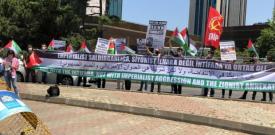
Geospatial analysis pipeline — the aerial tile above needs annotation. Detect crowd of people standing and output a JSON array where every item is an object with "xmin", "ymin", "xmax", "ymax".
[{"xmin": 0, "ymin": 40, "xmax": 273, "ymax": 102}]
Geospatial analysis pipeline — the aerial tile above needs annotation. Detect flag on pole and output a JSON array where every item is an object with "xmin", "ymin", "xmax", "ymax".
[
  {"xmin": 66, "ymin": 44, "xmax": 74, "ymax": 53},
  {"xmin": 4, "ymin": 40, "xmax": 22, "ymax": 54},
  {"xmin": 204, "ymin": 7, "xmax": 224, "ymax": 49},
  {"xmin": 180, "ymin": 28, "xmax": 197, "ymax": 56},
  {"xmin": 247, "ymin": 39, "xmax": 259, "ymax": 58},
  {"xmin": 80, "ymin": 40, "xmax": 91, "ymax": 53},
  {"xmin": 171, "ymin": 28, "xmax": 187, "ymax": 49},
  {"xmin": 108, "ymin": 38, "xmax": 115, "ymax": 54},
  {"xmin": 48, "ymin": 40, "xmax": 55, "ymax": 51},
  {"xmin": 171, "ymin": 28, "xmax": 197, "ymax": 56}
]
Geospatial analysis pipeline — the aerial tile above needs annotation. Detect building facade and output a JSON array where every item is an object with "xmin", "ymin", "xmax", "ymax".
[
  {"xmin": 86, "ymin": 0, "xmax": 123, "ymax": 18},
  {"xmin": 188, "ymin": 0, "xmax": 247, "ymax": 39}
]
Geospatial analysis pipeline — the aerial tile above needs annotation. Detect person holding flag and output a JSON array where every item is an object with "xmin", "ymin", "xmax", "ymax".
[
  {"xmin": 23, "ymin": 44, "xmax": 36, "ymax": 83},
  {"xmin": 169, "ymin": 38, "xmax": 183, "ymax": 94},
  {"xmin": 204, "ymin": 7, "xmax": 224, "ymax": 50},
  {"xmin": 239, "ymin": 40, "xmax": 259, "ymax": 100},
  {"xmin": 78, "ymin": 40, "xmax": 89, "ymax": 87},
  {"xmin": 171, "ymin": 27, "xmax": 197, "ymax": 57}
]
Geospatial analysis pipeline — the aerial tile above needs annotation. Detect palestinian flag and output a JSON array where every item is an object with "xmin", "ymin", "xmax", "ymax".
[
  {"xmin": 80, "ymin": 40, "xmax": 91, "ymax": 53},
  {"xmin": 26, "ymin": 52, "xmax": 42, "ymax": 68},
  {"xmin": 108, "ymin": 38, "xmax": 115, "ymax": 54},
  {"xmin": 171, "ymin": 28, "xmax": 197, "ymax": 56},
  {"xmin": 180, "ymin": 28, "xmax": 197, "ymax": 56},
  {"xmin": 48, "ymin": 40, "xmax": 55, "ymax": 51},
  {"xmin": 66, "ymin": 44, "xmax": 74, "ymax": 53},
  {"xmin": 171, "ymin": 28, "xmax": 187, "ymax": 50},
  {"xmin": 4, "ymin": 40, "xmax": 22, "ymax": 54},
  {"xmin": 248, "ymin": 39, "xmax": 259, "ymax": 58}
]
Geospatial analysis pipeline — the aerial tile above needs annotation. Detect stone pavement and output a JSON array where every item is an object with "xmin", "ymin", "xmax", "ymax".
[
  {"xmin": 25, "ymin": 100, "xmax": 247, "ymax": 135},
  {"xmin": 18, "ymin": 83, "xmax": 275, "ymax": 134}
]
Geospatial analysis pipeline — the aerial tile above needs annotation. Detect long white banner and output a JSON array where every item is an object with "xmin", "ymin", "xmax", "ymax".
[{"xmin": 33, "ymin": 50, "xmax": 275, "ymax": 91}]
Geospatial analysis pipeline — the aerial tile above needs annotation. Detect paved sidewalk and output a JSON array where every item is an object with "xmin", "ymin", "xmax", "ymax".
[
  {"xmin": 18, "ymin": 83, "xmax": 275, "ymax": 130},
  {"xmin": 25, "ymin": 100, "xmax": 247, "ymax": 135}
]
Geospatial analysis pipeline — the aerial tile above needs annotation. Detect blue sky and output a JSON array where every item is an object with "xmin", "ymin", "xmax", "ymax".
[{"xmin": 122, "ymin": 0, "xmax": 274, "ymax": 30}]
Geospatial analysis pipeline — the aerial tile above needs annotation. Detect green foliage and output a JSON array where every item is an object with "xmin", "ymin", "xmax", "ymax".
[
  {"xmin": 0, "ymin": 0, "xmax": 82, "ymax": 48},
  {"xmin": 66, "ymin": 34, "xmax": 85, "ymax": 51},
  {"xmin": 256, "ymin": 9, "xmax": 275, "ymax": 58},
  {"xmin": 267, "ymin": 48, "xmax": 275, "ymax": 61}
]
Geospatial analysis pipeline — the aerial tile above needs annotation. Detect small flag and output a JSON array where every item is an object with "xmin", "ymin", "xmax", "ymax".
[
  {"xmin": 171, "ymin": 28, "xmax": 197, "ymax": 56},
  {"xmin": 171, "ymin": 28, "xmax": 186, "ymax": 48},
  {"xmin": 80, "ymin": 40, "xmax": 91, "ymax": 53},
  {"xmin": 66, "ymin": 44, "xmax": 74, "ymax": 53},
  {"xmin": 48, "ymin": 40, "xmax": 55, "ymax": 51},
  {"xmin": 248, "ymin": 39, "xmax": 259, "ymax": 58},
  {"xmin": 180, "ymin": 28, "xmax": 197, "ymax": 56},
  {"xmin": 4, "ymin": 40, "xmax": 22, "ymax": 54},
  {"xmin": 108, "ymin": 38, "xmax": 115, "ymax": 54}
]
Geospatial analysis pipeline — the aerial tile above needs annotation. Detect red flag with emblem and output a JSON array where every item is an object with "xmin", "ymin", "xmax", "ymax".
[{"xmin": 204, "ymin": 7, "xmax": 224, "ymax": 49}]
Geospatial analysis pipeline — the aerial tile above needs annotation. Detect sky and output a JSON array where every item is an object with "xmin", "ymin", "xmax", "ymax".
[{"xmin": 122, "ymin": 0, "xmax": 274, "ymax": 30}]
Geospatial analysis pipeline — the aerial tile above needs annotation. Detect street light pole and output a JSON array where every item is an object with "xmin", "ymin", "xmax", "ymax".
[{"xmin": 99, "ymin": 0, "xmax": 103, "ymax": 38}]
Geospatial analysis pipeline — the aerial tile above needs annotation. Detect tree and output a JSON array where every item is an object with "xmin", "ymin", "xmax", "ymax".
[
  {"xmin": 0, "ymin": 0, "xmax": 82, "ymax": 48},
  {"xmin": 256, "ymin": 9, "xmax": 275, "ymax": 58}
]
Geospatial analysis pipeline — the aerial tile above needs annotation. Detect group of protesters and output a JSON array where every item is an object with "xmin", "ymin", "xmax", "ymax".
[{"xmin": 0, "ymin": 39, "xmax": 274, "ymax": 102}]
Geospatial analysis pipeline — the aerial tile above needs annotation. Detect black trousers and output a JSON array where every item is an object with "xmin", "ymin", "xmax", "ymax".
[
  {"xmin": 172, "ymin": 84, "xmax": 182, "ymax": 94},
  {"xmin": 25, "ymin": 68, "xmax": 36, "ymax": 83},
  {"xmin": 77, "ymin": 77, "xmax": 87, "ymax": 86},
  {"xmin": 241, "ymin": 91, "xmax": 257, "ymax": 100},
  {"xmin": 262, "ymin": 92, "xmax": 273, "ymax": 101},
  {"xmin": 139, "ymin": 81, "xmax": 148, "ymax": 91},
  {"xmin": 97, "ymin": 79, "xmax": 106, "ymax": 88},
  {"xmin": 42, "ymin": 72, "xmax": 47, "ymax": 83},
  {"xmin": 151, "ymin": 83, "xmax": 161, "ymax": 92},
  {"xmin": 125, "ymin": 80, "xmax": 131, "ymax": 90},
  {"xmin": 204, "ymin": 88, "xmax": 215, "ymax": 97},
  {"xmin": 222, "ymin": 89, "xmax": 232, "ymax": 97}
]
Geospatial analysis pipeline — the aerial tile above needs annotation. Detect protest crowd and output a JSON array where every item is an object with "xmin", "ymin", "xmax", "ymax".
[{"xmin": 0, "ymin": 8, "xmax": 274, "ymax": 103}]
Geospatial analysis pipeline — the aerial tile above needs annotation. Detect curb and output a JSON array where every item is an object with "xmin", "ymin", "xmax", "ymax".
[{"xmin": 21, "ymin": 93, "xmax": 275, "ymax": 135}]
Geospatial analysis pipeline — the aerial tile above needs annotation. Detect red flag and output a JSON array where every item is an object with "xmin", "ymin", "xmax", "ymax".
[
  {"xmin": 26, "ymin": 52, "xmax": 42, "ymax": 68},
  {"xmin": 80, "ymin": 40, "xmax": 91, "ymax": 53},
  {"xmin": 171, "ymin": 28, "xmax": 179, "ymax": 37},
  {"xmin": 247, "ymin": 39, "xmax": 253, "ymax": 49},
  {"xmin": 204, "ymin": 7, "xmax": 224, "ymax": 49},
  {"xmin": 66, "ymin": 44, "xmax": 74, "ymax": 53}
]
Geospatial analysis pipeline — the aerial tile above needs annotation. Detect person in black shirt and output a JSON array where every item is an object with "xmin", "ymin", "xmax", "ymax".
[
  {"xmin": 240, "ymin": 54, "xmax": 258, "ymax": 100},
  {"xmin": 169, "ymin": 41, "xmax": 184, "ymax": 94},
  {"xmin": 203, "ymin": 51, "xmax": 215, "ymax": 97}
]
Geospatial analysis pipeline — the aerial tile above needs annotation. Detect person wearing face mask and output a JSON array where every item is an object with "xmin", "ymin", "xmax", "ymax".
[
  {"xmin": 3, "ymin": 50, "xmax": 20, "ymax": 96},
  {"xmin": 146, "ymin": 47, "xmax": 161, "ymax": 93},
  {"xmin": 169, "ymin": 40, "xmax": 183, "ymax": 94},
  {"xmin": 24, "ymin": 44, "xmax": 36, "ymax": 83},
  {"xmin": 41, "ymin": 44, "xmax": 47, "ymax": 83},
  {"xmin": 203, "ymin": 50, "xmax": 215, "ymax": 97}
]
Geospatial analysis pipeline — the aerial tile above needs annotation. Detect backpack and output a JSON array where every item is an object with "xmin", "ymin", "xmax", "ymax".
[{"xmin": 47, "ymin": 85, "xmax": 60, "ymax": 97}]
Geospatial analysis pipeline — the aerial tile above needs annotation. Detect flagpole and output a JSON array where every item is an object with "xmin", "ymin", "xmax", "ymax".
[{"xmin": 186, "ymin": 29, "xmax": 190, "ymax": 57}]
